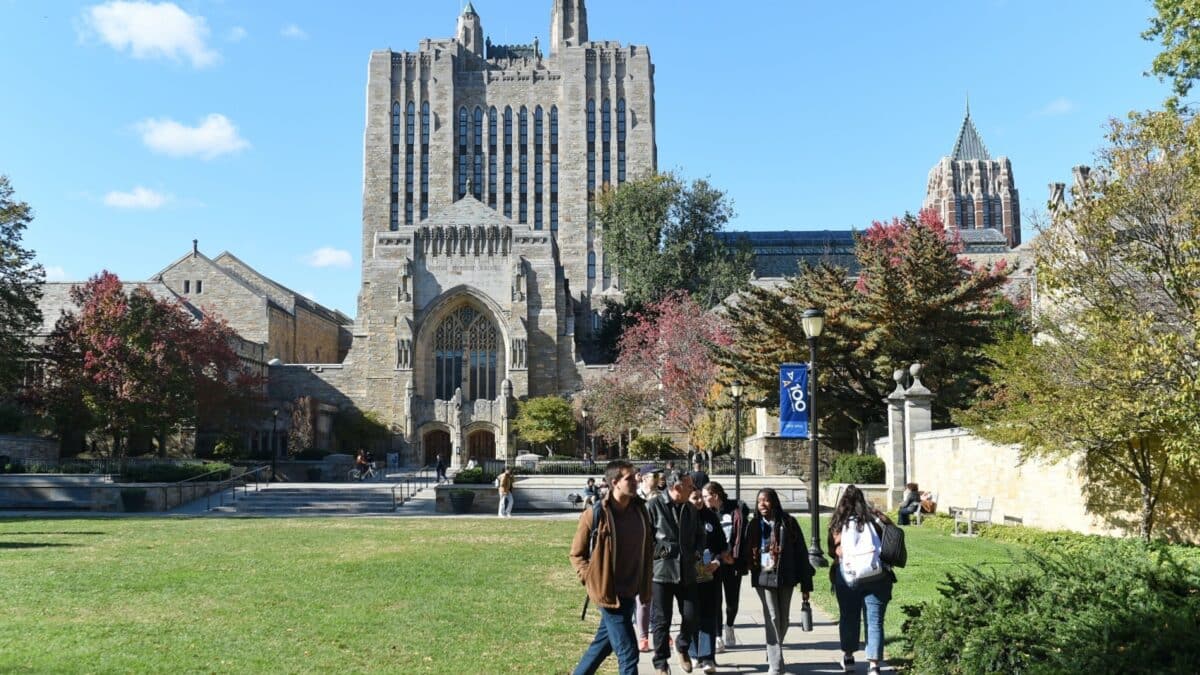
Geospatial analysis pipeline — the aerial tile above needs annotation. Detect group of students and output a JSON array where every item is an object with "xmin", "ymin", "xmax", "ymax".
[{"xmin": 569, "ymin": 460, "xmax": 896, "ymax": 675}]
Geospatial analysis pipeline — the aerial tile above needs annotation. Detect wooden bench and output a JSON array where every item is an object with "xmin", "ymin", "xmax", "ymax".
[{"xmin": 950, "ymin": 496, "xmax": 994, "ymax": 536}]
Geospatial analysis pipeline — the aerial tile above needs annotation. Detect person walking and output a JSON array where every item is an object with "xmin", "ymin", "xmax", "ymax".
[
  {"xmin": 647, "ymin": 469, "xmax": 704, "ymax": 674},
  {"xmin": 496, "ymin": 466, "xmax": 515, "ymax": 517},
  {"xmin": 828, "ymin": 485, "xmax": 896, "ymax": 675},
  {"xmin": 686, "ymin": 488, "xmax": 727, "ymax": 674},
  {"xmin": 569, "ymin": 460, "xmax": 654, "ymax": 675},
  {"xmin": 635, "ymin": 467, "xmax": 662, "ymax": 652},
  {"xmin": 744, "ymin": 487, "xmax": 816, "ymax": 675},
  {"xmin": 435, "ymin": 454, "xmax": 447, "ymax": 483},
  {"xmin": 700, "ymin": 481, "xmax": 750, "ymax": 652},
  {"xmin": 689, "ymin": 460, "xmax": 710, "ymax": 491}
]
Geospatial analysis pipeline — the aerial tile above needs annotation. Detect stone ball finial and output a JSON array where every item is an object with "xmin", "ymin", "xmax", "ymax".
[
  {"xmin": 893, "ymin": 369, "xmax": 905, "ymax": 384},
  {"xmin": 909, "ymin": 363, "xmax": 923, "ymax": 378}
]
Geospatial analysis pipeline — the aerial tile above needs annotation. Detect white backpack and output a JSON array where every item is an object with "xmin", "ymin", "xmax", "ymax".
[{"xmin": 839, "ymin": 518, "xmax": 888, "ymax": 588}]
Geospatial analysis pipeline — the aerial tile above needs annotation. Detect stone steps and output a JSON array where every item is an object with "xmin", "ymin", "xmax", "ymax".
[{"xmin": 231, "ymin": 486, "xmax": 402, "ymax": 515}]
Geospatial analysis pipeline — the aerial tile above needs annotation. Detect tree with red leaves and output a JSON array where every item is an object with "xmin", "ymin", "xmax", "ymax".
[
  {"xmin": 613, "ymin": 291, "xmax": 733, "ymax": 440},
  {"xmin": 717, "ymin": 210, "xmax": 1010, "ymax": 444},
  {"xmin": 33, "ymin": 271, "xmax": 262, "ymax": 457}
]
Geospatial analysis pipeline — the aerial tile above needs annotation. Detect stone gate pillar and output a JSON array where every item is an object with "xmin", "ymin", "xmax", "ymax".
[
  {"xmin": 903, "ymin": 363, "xmax": 933, "ymax": 491},
  {"xmin": 885, "ymin": 369, "xmax": 907, "ymax": 507}
]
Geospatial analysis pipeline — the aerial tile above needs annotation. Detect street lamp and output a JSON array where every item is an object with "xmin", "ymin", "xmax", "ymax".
[
  {"xmin": 802, "ymin": 308, "xmax": 827, "ymax": 568},
  {"xmin": 270, "ymin": 408, "xmax": 279, "ymax": 482},
  {"xmin": 580, "ymin": 407, "xmax": 591, "ymax": 459},
  {"xmin": 730, "ymin": 379, "xmax": 744, "ymax": 504}
]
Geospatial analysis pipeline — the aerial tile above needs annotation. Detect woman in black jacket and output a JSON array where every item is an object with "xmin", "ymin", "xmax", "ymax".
[
  {"xmin": 686, "ymin": 488, "xmax": 727, "ymax": 673},
  {"xmin": 743, "ymin": 487, "xmax": 816, "ymax": 675},
  {"xmin": 701, "ymin": 480, "xmax": 750, "ymax": 651}
]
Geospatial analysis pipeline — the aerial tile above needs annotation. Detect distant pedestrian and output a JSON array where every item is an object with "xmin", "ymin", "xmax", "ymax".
[
  {"xmin": 828, "ymin": 485, "xmax": 896, "ymax": 675},
  {"xmin": 690, "ymin": 460, "xmax": 710, "ymax": 491},
  {"xmin": 701, "ymin": 481, "xmax": 750, "ymax": 651},
  {"xmin": 569, "ymin": 460, "xmax": 653, "ymax": 675},
  {"xmin": 744, "ymin": 487, "xmax": 815, "ymax": 675},
  {"xmin": 496, "ymin": 467, "xmax": 515, "ymax": 517},
  {"xmin": 435, "ymin": 454, "xmax": 447, "ymax": 483},
  {"xmin": 583, "ymin": 477, "xmax": 600, "ymax": 507},
  {"xmin": 647, "ymin": 469, "xmax": 704, "ymax": 674}
]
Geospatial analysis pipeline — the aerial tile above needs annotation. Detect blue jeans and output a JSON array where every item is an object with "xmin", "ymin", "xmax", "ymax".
[
  {"xmin": 573, "ymin": 595, "xmax": 640, "ymax": 675},
  {"xmin": 833, "ymin": 566, "xmax": 892, "ymax": 661}
]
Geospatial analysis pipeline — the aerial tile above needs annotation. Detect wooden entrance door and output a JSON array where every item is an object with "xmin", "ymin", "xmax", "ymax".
[
  {"xmin": 467, "ymin": 430, "xmax": 496, "ymax": 461},
  {"xmin": 424, "ymin": 429, "xmax": 451, "ymax": 466}
]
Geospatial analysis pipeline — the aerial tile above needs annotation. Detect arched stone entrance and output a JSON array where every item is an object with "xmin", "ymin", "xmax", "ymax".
[
  {"xmin": 424, "ymin": 429, "xmax": 451, "ymax": 466},
  {"xmin": 467, "ymin": 429, "xmax": 496, "ymax": 461}
]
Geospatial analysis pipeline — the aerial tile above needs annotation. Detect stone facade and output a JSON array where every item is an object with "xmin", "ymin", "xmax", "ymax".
[{"xmin": 269, "ymin": 1, "xmax": 657, "ymax": 468}]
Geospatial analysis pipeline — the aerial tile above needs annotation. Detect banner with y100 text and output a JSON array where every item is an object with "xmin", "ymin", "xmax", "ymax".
[{"xmin": 779, "ymin": 363, "xmax": 810, "ymax": 439}]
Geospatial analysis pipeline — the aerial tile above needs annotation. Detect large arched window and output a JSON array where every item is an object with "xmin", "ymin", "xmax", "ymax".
[{"xmin": 434, "ymin": 305, "xmax": 499, "ymax": 401}]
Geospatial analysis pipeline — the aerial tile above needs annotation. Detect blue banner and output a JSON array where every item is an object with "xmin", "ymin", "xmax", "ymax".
[{"xmin": 779, "ymin": 363, "xmax": 810, "ymax": 439}]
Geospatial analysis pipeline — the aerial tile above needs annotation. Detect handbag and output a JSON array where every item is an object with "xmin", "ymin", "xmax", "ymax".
[{"xmin": 877, "ymin": 517, "xmax": 907, "ymax": 568}]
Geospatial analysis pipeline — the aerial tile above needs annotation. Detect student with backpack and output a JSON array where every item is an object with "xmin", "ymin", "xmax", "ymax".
[
  {"xmin": 743, "ymin": 487, "xmax": 816, "ymax": 675},
  {"xmin": 827, "ymin": 485, "xmax": 896, "ymax": 675},
  {"xmin": 568, "ymin": 460, "xmax": 654, "ymax": 675}
]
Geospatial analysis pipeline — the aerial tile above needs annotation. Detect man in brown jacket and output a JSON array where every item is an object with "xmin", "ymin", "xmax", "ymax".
[{"xmin": 569, "ymin": 460, "xmax": 653, "ymax": 675}]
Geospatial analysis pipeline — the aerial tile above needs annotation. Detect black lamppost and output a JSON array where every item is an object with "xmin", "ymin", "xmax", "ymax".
[
  {"xmin": 270, "ymin": 408, "xmax": 279, "ymax": 482},
  {"xmin": 802, "ymin": 308, "xmax": 827, "ymax": 568},
  {"xmin": 580, "ymin": 407, "xmax": 591, "ymax": 459},
  {"xmin": 730, "ymin": 379, "xmax": 745, "ymax": 504}
]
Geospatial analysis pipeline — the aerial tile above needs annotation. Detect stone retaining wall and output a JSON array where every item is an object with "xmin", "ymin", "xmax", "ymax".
[{"xmin": 0, "ymin": 435, "xmax": 59, "ymax": 464}]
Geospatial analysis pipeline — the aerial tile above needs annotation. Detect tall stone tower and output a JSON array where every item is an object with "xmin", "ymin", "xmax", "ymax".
[
  {"xmin": 550, "ymin": 0, "xmax": 588, "ymax": 53},
  {"xmin": 923, "ymin": 104, "xmax": 1021, "ymax": 247}
]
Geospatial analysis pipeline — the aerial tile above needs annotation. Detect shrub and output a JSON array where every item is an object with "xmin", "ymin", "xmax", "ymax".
[
  {"xmin": 628, "ymin": 435, "xmax": 679, "ymax": 460},
  {"xmin": 453, "ymin": 467, "xmax": 497, "ymax": 485},
  {"xmin": 0, "ymin": 404, "xmax": 22, "ymax": 433},
  {"xmin": 827, "ymin": 453, "xmax": 885, "ymax": 484},
  {"xmin": 901, "ymin": 540, "xmax": 1200, "ymax": 674},
  {"xmin": 121, "ymin": 462, "xmax": 231, "ymax": 483}
]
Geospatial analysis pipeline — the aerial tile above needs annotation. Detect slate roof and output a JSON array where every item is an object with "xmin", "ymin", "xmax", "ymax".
[{"xmin": 951, "ymin": 109, "xmax": 990, "ymax": 161}]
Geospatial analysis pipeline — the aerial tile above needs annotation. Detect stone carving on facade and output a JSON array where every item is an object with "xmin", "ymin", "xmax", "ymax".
[
  {"xmin": 511, "ymin": 338, "xmax": 527, "ymax": 369},
  {"xmin": 399, "ymin": 258, "xmax": 412, "ymax": 302},
  {"xmin": 397, "ymin": 337, "xmax": 413, "ymax": 369},
  {"xmin": 512, "ymin": 258, "xmax": 526, "ymax": 301}
]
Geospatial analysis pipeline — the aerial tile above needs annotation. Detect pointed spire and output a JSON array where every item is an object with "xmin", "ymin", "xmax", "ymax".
[
  {"xmin": 462, "ymin": 2, "xmax": 477, "ymax": 16},
  {"xmin": 951, "ymin": 99, "xmax": 990, "ymax": 161}
]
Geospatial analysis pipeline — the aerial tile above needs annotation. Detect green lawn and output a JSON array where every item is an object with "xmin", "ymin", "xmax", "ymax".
[
  {"xmin": 796, "ymin": 515, "xmax": 1028, "ymax": 649},
  {"xmin": 0, "ymin": 516, "xmax": 1027, "ymax": 673}
]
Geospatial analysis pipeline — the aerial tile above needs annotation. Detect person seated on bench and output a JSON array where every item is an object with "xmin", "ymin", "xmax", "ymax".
[
  {"xmin": 582, "ymin": 477, "xmax": 600, "ymax": 506},
  {"xmin": 897, "ymin": 482, "xmax": 922, "ymax": 525}
]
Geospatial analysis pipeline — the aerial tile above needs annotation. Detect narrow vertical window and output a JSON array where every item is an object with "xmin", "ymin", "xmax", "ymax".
[
  {"xmin": 503, "ymin": 106, "xmax": 513, "ymax": 218},
  {"xmin": 587, "ymin": 99, "xmax": 596, "ymax": 236},
  {"xmin": 473, "ymin": 107, "xmax": 483, "ymax": 200},
  {"xmin": 587, "ymin": 251, "xmax": 596, "ymax": 282},
  {"xmin": 617, "ymin": 98, "xmax": 627, "ymax": 184},
  {"xmin": 601, "ymin": 99, "xmax": 611, "ymax": 185},
  {"xmin": 458, "ymin": 107, "xmax": 469, "ymax": 199},
  {"xmin": 602, "ymin": 252, "xmax": 610, "ymax": 288},
  {"xmin": 518, "ymin": 106, "xmax": 528, "ymax": 224},
  {"xmin": 488, "ymin": 107, "xmax": 498, "ymax": 208},
  {"xmin": 550, "ymin": 105, "xmax": 559, "ymax": 231},
  {"xmin": 183, "ymin": 280, "xmax": 190, "ymax": 293},
  {"xmin": 421, "ymin": 102, "xmax": 430, "ymax": 219},
  {"xmin": 390, "ymin": 102, "xmax": 401, "ymax": 230},
  {"xmin": 533, "ymin": 106, "xmax": 543, "ymax": 230},
  {"xmin": 405, "ymin": 101, "xmax": 415, "ymax": 224}
]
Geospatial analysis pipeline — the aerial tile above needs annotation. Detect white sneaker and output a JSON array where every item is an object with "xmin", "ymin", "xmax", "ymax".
[
  {"xmin": 714, "ymin": 637, "xmax": 725, "ymax": 654},
  {"xmin": 700, "ymin": 661, "xmax": 717, "ymax": 674},
  {"xmin": 723, "ymin": 626, "xmax": 736, "ymax": 647}
]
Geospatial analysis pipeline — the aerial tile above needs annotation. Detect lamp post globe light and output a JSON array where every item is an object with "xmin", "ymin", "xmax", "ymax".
[
  {"xmin": 730, "ymin": 380, "xmax": 744, "ymax": 504},
  {"xmin": 580, "ymin": 407, "xmax": 589, "ymax": 458},
  {"xmin": 270, "ymin": 408, "xmax": 279, "ymax": 483},
  {"xmin": 802, "ymin": 308, "xmax": 827, "ymax": 568}
]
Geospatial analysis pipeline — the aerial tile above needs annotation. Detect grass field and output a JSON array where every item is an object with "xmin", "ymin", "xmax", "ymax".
[{"xmin": 0, "ymin": 516, "xmax": 1027, "ymax": 673}]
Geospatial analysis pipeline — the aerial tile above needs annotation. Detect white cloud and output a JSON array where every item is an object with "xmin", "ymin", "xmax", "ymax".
[
  {"xmin": 1035, "ymin": 97, "xmax": 1076, "ymax": 117},
  {"xmin": 280, "ymin": 23, "xmax": 307, "ymax": 40},
  {"xmin": 135, "ymin": 113, "xmax": 249, "ymax": 159},
  {"xmin": 303, "ymin": 247, "xmax": 352, "ymax": 268},
  {"xmin": 299, "ymin": 290, "xmax": 318, "ymax": 301},
  {"xmin": 227, "ymin": 26, "xmax": 247, "ymax": 42},
  {"xmin": 44, "ymin": 266, "xmax": 69, "ymax": 282},
  {"xmin": 104, "ymin": 186, "xmax": 170, "ymax": 209},
  {"xmin": 85, "ymin": 1, "xmax": 218, "ymax": 68}
]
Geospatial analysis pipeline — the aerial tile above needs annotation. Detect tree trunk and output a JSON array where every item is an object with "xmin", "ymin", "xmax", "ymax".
[{"xmin": 1139, "ymin": 482, "xmax": 1154, "ymax": 542}]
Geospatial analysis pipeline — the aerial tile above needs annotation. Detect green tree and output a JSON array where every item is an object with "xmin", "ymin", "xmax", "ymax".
[
  {"xmin": 597, "ymin": 172, "xmax": 751, "ymax": 309},
  {"xmin": 582, "ymin": 374, "xmax": 657, "ymax": 457},
  {"xmin": 0, "ymin": 176, "xmax": 44, "ymax": 395},
  {"xmin": 513, "ymin": 396, "xmax": 576, "ymax": 455},
  {"xmin": 1144, "ymin": 0, "xmax": 1200, "ymax": 98},
  {"xmin": 957, "ymin": 108, "xmax": 1200, "ymax": 541},
  {"xmin": 716, "ymin": 211, "xmax": 1009, "ymax": 444}
]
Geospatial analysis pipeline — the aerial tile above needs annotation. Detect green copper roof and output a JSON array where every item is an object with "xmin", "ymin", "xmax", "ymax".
[
  {"xmin": 462, "ymin": 2, "xmax": 477, "ymax": 16},
  {"xmin": 951, "ymin": 106, "xmax": 990, "ymax": 161}
]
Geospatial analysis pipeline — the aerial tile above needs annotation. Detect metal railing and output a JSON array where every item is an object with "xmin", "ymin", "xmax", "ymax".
[
  {"xmin": 205, "ymin": 465, "xmax": 270, "ymax": 511},
  {"xmin": 476, "ymin": 458, "xmax": 759, "ymax": 476},
  {"xmin": 389, "ymin": 466, "xmax": 435, "ymax": 510}
]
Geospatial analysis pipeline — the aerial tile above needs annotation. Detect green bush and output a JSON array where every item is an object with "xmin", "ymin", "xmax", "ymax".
[
  {"xmin": 628, "ymin": 435, "xmax": 679, "ymax": 460},
  {"xmin": 0, "ymin": 404, "xmax": 22, "ymax": 433},
  {"xmin": 827, "ymin": 453, "xmax": 885, "ymax": 484},
  {"xmin": 121, "ymin": 462, "xmax": 231, "ymax": 483},
  {"xmin": 453, "ymin": 467, "xmax": 497, "ymax": 485},
  {"xmin": 3, "ymin": 462, "xmax": 25, "ymax": 474},
  {"xmin": 901, "ymin": 540, "xmax": 1200, "ymax": 674}
]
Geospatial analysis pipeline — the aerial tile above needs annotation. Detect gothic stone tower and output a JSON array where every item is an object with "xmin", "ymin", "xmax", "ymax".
[
  {"xmin": 923, "ymin": 105, "xmax": 1021, "ymax": 247},
  {"xmin": 323, "ymin": 1, "xmax": 657, "ymax": 466}
]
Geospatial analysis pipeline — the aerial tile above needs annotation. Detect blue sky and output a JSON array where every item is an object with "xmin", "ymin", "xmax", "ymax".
[{"xmin": 0, "ymin": 1, "xmax": 1171, "ymax": 315}]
